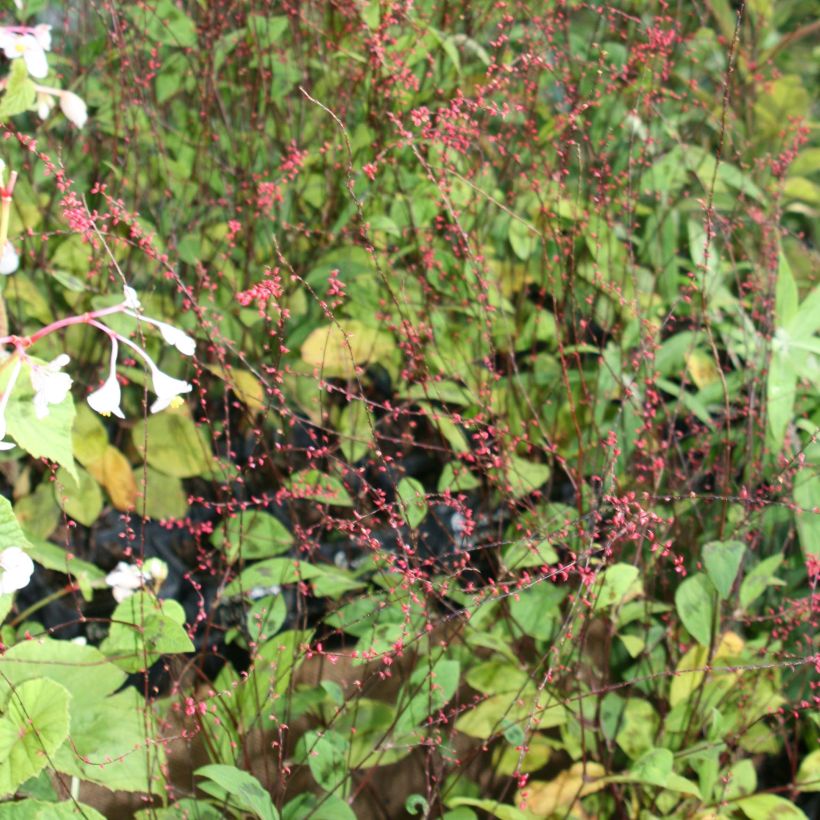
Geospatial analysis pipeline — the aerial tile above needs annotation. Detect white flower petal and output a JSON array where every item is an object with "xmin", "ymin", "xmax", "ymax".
[
  {"xmin": 0, "ymin": 242, "xmax": 19, "ymax": 275},
  {"xmin": 30, "ymin": 355, "xmax": 73, "ymax": 419},
  {"xmin": 33, "ymin": 25, "xmax": 52, "ymax": 52},
  {"xmin": 156, "ymin": 320, "xmax": 196, "ymax": 356},
  {"xmin": 18, "ymin": 36, "xmax": 48, "ymax": 78},
  {"xmin": 0, "ymin": 547, "xmax": 34, "ymax": 594},
  {"xmin": 123, "ymin": 286, "xmax": 141, "ymax": 310},
  {"xmin": 87, "ymin": 374, "xmax": 125, "ymax": 419},
  {"xmin": 59, "ymin": 91, "xmax": 87, "ymax": 129},
  {"xmin": 150, "ymin": 367, "xmax": 191, "ymax": 413}
]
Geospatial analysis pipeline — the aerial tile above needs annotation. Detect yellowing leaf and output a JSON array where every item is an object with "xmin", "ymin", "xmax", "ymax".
[
  {"xmin": 94, "ymin": 446, "xmax": 138, "ymax": 511},
  {"xmin": 686, "ymin": 350, "xmax": 719, "ymax": 389},
  {"xmin": 206, "ymin": 364, "xmax": 266, "ymax": 412},
  {"xmin": 300, "ymin": 320, "xmax": 395, "ymax": 378},
  {"xmin": 517, "ymin": 763, "xmax": 607, "ymax": 817}
]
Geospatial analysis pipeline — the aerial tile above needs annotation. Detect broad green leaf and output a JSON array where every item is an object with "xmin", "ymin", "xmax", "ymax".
[
  {"xmin": 126, "ymin": 0, "xmax": 197, "ymax": 47},
  {"xmin": 593, "ymin": 563, "xmax": 641, "ymax": 611},
  {"xmin": 54, "ymin": 465, "xmax": 103, "ymax": 527},
  {"xmin": 793, "ymin": 469, "xmax": 820, "ymax": 558},
  {"xmin": 300, "ymin": 321, "xmax": 395, "ymax": 379},
  {"xmin": 225, "ymin": 557, "xmax": 321, "ymax": 597},
  {"xmin": 796, "ymin": 749, "xmax": 820, "ymax": 793},
  {"xmin": 101, "ymin": 592, "xmax": 194, "ymax": 672},
  {"xmin": 767, "ymin": 350, "xmax": 796, "ymax": 449},
  {"xmin": 736, "ymin": 794, "xmax": 807, "ymax": 819},
  {"xmin": 499, "ymin": 456, "xmax": 551, "ymax": 499},
  {"xmin": 289, "ymin": 469, "xmax": 353, "ymax": 506},
  {"xmin": 196, "ymin": 765, "xmax": 278, "ymax": 820},
  {"xmin": 0, "ymin": 60, "xmax": 36, "ymax": 119},
  {"xmin": 739, "ymin": 554, "xmax": 784, "ymax": 609},
  {"xmin": 300, "ymin": 730, "xmax": 348, "ymax": 793},
  {"xmin": 132, "ymin": 411, "xmax": 214, "ymax": 478},
  {"xmin": 134, "ymin": 466, "xmax": 189, "ymax": 520},
  {"xmin": 282, "ymin": 794, "xmax": 356, "ymax": 820},
  {"xmin": 675, "ymin": 573, "xmax": 715, "ymax": 646},
  {"xmin": 702, "ymin": 540, "xmax": 745, "ymax": 599},
  {"xmin": 615, "ymin": 699, "xmax": 658, "ymax": 760},
  {"xmin": 72, "ymin": 403, "xmax": 108, "ymax": 467},
  {"xmin": 0, "ymin": 496, "xmax": 32, "ymax": 551},
  {"xmin": 0, "ymin": 679, "xmax": 71, "ymax": 797},
  {"xmin": 211, "ymin": 509, "xmax": 294, "ymax": 562},
  {"xmin": 397, "ymin": 477, "xmax": 428, "ymax": 529},
  {"xmin": 0, "ymin": 799, "xmax": 106, "ymax": 819},
  {"xmin": 5, "ymin": 387, "xmax": 77, "ymax": 482},
  {"xmin": 338, "ymin": 402, "xmax": 374, "ymax": 463},
  {"xmin": 438, "ymin": 462, "xmax": 481, "ymax": 493}
]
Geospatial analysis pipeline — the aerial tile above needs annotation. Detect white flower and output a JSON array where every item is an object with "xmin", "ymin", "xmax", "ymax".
[
  {"xmin": 105, "ymin": 558, "xmax": 168, "ymax": 602},
  {"xmin": 36, "ymin": 91, "xmax": 54, "ymax": 120},
  {"xmin": 32, "ymin": 25, "xmax": 51, "ymax": 52},
  {"xmin": 105, "ymin": 561, "xmax": 145, "ymax": 603},
  {"xmin": 0, "ymin": 354, "xmax": 22, "ymax": 451},
  {"xmin": 0, "ymin": 242, "xmax": 19, "ymax": 275},
  {"xmin": 0, "ymin": 547, "xmax": 34, "ymax": 594},
  {"xmin": 87, "ymin": 338, "xmax": 125, "ymax": 419},
  {"xmin": 59, "ymin": 90, "xmax": 87, "ymax": 129},
  {"xmin": 123, "ymin": 310, "xmax": 195, "ymax": 356},
  {"xmin": 30, "ymin": 353, "xmax": 72, "ymax": 419},
  {"xmin": 149, "ymin": 366, "xmax": 192, "ymax": 413},
  {"xmin": 154, "ymin": 320, "xmax": 196, "ymax": 356},
  {"xmin": 0, "ymin": 32, "xmax": 49, "ymax": 79},
  {"xmin": 122, "ymin": 286, "xmax": 141, "ymax": 310}
]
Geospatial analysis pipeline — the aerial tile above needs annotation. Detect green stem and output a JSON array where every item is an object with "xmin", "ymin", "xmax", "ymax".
[{"xmin": 10, "ymin": 585, "xmax": 74, "ymax": 628}]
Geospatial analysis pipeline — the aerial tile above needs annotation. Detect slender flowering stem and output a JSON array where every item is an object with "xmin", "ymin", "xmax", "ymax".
[{"xmin": 0, "ymin": 302, "xmax": 128, "ymax": 348}]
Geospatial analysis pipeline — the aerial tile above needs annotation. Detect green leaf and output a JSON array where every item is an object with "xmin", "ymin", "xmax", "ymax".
[
  {"xmin": 126, "ymin": 0, "xmax": 197, "ymax": 47},
  {"xmin": 0, "ymin": 679, "xmax": 71, "ymax": 797},
  {"xmin": 615, "ymin": 699, "xmax": 659, "ymax": 760},
  {"xmin": 793, "ymin": 469, "xmax": 820, "ymax": 559},
  {"xmin": 0, "ymin": 60, "xmax": 37, "ymax": 119},
  {"xmin": 767, "ymin": 350, "xmax": 796, "ymax": 450},
  {"xmin": 289, "ymin": 469, "xmax": 353, "ymax": 507},
  {"xmin": 5, "ymin": 387, "xmax": 77, "ymax": 482},
  {"xmin": 338, "ymin": 402, "xmax": 374, "ymax": 463},
  {"xmin": 132, "ymin": 411, "xmax": 214, "ymax": 478},
  {"xmin": 196, "ymin": 765, "xmax": 279, "ymax": 820},
  {"xmin": 134, "ymin": 466, "xmax": 189, "ymax": 520},
  {"xmin": 225, "ymin": 557, "xmax": 321, "ymax": 597},
  {"xmin": 211, "ymin": 509, "xmax": 294, "ymax": 562},
  {"xmin": 702, "ymin": 540, "xmax": 745, "ymax": 599},
  {"xmin": 736, "ymin": 794, "xmax": 807, "ymax": 819},
  {"xmin": 508, "ymin": 219, "xmax": 536, "ymax": 261},
  {"xmin": 675, "ymin": 573, "xmax": 716, "ymax": 646},
  {"xmin": 0, "ymin": 639, "xmax": 161, "ymax": 793},
  {"xmin": 796, "ymin": 749, "xmax": 820, "ymax": 793},
  {"xmin": 101, "ymin": 592, "xmax": 194, "ymax": 672},
  {"xmin": 499, "ymin": 456, "xmax": 551, "ymax": 499},
  {"xmin": 0, "ymin": 495, "xmax": 32, "ymax": 551},
  {"xmin": 739, "ymin": 554, "xmax": 784, "ymax": 609},
  {"xmin": 0, "ymin": 800, "xmax": 106, "ymax": 819},
  {"xmin": 397, "ymin": 477, "xmax": 428, "ymax": 529},
  {"xmin": 300, "ymin": 730, "xmax": 348, "ymax": 793},
  {"xmin": 282, "ymin": 794, "xmax": 355, "ymax": 820},
  {"xmin": 72, "ymin": 403, "xmax": 109, "ymax": 468},
  {"xmin": 54, "ymin": 466, "xmax": 103, "ymax": 527},
  {"xmin": 593, "ymin": 563, "xmax": 641, "ymax": 611},
  {"xmin": 300, "ymin": 320, "xmax": 395, "ymax": 379},
  {"xmin": 438, "ymin": 462, "xmax": 481, "ymax": 493}
]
